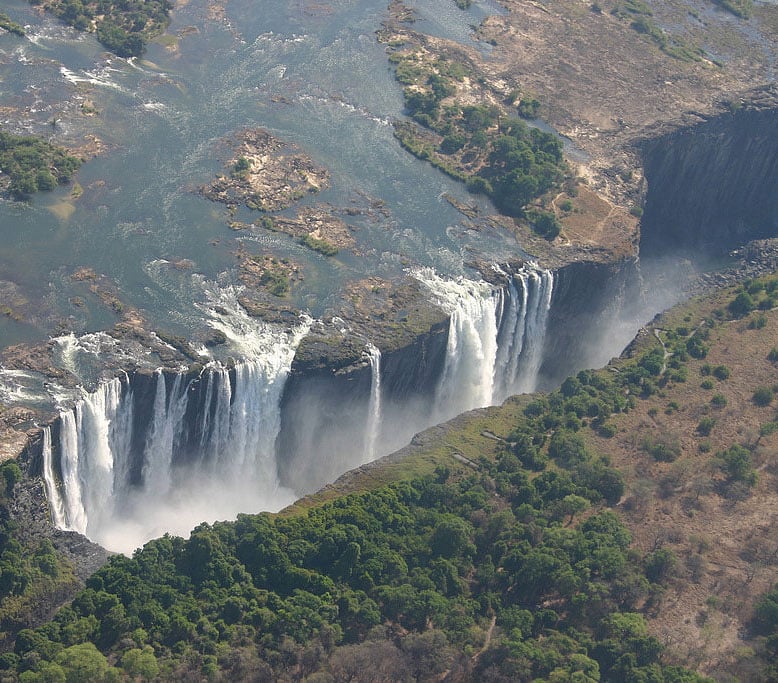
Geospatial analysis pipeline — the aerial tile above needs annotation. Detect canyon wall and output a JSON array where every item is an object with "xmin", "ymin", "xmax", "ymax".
[{"xmin": 639, "ymin": 107, "xmax": 778, "ymax": 259}]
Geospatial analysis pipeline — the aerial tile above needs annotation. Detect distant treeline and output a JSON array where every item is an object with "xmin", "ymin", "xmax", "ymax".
[{"xmin": 28, "ymin": 0, "xmax": 172, "ymax": 57}]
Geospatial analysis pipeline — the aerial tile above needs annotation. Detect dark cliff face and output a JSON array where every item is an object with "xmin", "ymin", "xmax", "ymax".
[
  {"xmin": 275, "ymin": 320, "xmax": 449, "ymax": 494},
  {"xmin": 639, "ymin": 108, "xmax": 778, "ymax": 259},
  {"xmin": 540, "ymin": 259, "xmax": 642, "ymax": 388}
]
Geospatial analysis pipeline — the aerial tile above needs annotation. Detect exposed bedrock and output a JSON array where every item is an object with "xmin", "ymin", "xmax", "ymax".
[{"xmin": 639, "ymin": 107, "xmax": 778, "ymax": 260}]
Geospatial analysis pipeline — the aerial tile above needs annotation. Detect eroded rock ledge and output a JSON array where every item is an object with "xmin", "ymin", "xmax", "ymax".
[{"xmin": 199, "ymin": 128, "xmax": 329, "ymax": 212}]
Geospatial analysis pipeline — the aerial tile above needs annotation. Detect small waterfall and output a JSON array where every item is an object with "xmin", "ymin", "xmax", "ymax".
[
  {"xmin": 363, "ymin": 343, "xmax": 382, "ymax": 464},
  {"xmin": 41, "ymin": 426, "xmax": 65, "ymax": 528},
  {"xmin": 55, "ymin": 378, "xmax": 127, "ymax": 537},
  {"xmin": 494, "ymin": 267, "xmax": 554, "ymax": 398},
  {"xmin": 142, "ymin": 371, "xmax": 187, "ymax": 496},
  {"xmin": 415, "ymin": 264, "xmax": 555, "ymax": 419}
]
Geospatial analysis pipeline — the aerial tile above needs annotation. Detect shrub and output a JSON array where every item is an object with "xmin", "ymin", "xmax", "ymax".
[
  {"xmin": 717, "ymin": 444, "xmax": 757, "ymax": 487},
  {"xmin": 641, "ymin": 435, "xmax": 680, "ymax": 462},
  {"xmin": 686, "ymin": 335, "xmax": 709, "ymax": 359},
  {"xmin": 728, "ymin": 291, "xmax": 755, "ymax": 318},
  {"xmin": 700, "ymin": 379, "xmax": 714, "ymax": 390},
  {"xmin": 753, "ymin": 386, "xmax": 774, "ymax": 407},
  {"xmin": 712, "ymin": 365, "xmax": 730, "ymax": 381},
  {"xmin": 768, "ymin": 348, "xmax": 778, "ymax": 363},
  {"xmin": 710, "ymin": 394, "xmax": 727, "ymax": 407},
  {"xmin": 529, "ymin": 211, "xmax": 561, "ymax": 240},
  {"xmin": 696, "ymin": 417, "xmax": 716, "ymax": 436},
  {"xmin": 299, "ymin": 234, "xmax": 338, "ymax": 256},
  {"xmin": 598, "ymin": 423, "xmax": 617, "ymax": 438},
  {"xmin": 748, "ymin": 314, "xmax": 768, "ymax": 330}
]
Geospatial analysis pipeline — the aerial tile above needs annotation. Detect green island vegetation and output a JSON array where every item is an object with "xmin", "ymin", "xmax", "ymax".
[
  {"xmin": 299, "ymin": 234, "xmax": 339, "ymax": 257},
  {"xmin": 610, "ymin": 1, "xmax": 705, "ymax": 62},
  {"xmin": 0, "ymin": 13, "xmax": 25, "ymax": 37},
  {"xmin": 8, "ymin": 273, "xmax": 778, "ymax": 680},
  {"xmin": 28, "ymin": 0, "xmax": 172, "ymax": 58},
  {"xmin": 0, "ymin": 131, "xmax": 81, "ymax": 199},
  {"xmin": 259, "ymin": 264, "xmax": 291, "ymax": 297},
  {"xmin": 386, "ymin": 48, "xmax": 568, "ymax": 239}
]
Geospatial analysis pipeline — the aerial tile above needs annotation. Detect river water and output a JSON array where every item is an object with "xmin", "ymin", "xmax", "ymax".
[{"xmin": 0, "ymin": 0, "xmax": 524, "ymax": 352}]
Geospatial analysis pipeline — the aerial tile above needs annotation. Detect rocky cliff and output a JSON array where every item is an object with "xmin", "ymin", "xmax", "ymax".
[{"xmin": 639, "ymin": 102, "xmax": 778, "ymax": 260}]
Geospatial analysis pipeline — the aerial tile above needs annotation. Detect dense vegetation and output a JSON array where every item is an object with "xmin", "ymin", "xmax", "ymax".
[
  {"xmin": 28, "ymin": 0, "xmax": 172, "ymax": 57},
  {"xmin": 0, "ymin": 131, "xmax": 81, "ymax": 199},
  {"xmin": 385, "ymin": 46, "xmax": 568, "ymax": 236}
]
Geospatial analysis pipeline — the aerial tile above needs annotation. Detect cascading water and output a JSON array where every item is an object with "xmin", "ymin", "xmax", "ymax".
[
  {"xmin": 41, "ymin": 426, "xmax": 65, "ymax": 529},
  {"xmin": 415, "ymin": 264, "xmax": 554, "ymax": 422},
  {"xmin": 363, "ymin": 343, "xmax": 382, "ymax": 464},
  {"xmin": 44, "ymin": 286, "xmax": 311, "ymax": 553},
  {"xmin": 494, "ymin": 267, "xmax": 554, "ymax": 398},
  {"xmin": 41, "ymin": 269, "xmax": 553, "ymax": 553}
]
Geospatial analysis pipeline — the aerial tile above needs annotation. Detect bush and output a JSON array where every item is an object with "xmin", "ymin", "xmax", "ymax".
[
  {"xmin": 685, "ymin": 335, "xmax": 708, "ymax": 359},
  {"xmin": 299, "ymin": 234, "xmax": 338, "ymax": 256},
  {"xmin": 753, "ymin": 386, "xmax": 774, "ymax": 407},
  {"xmin": 700, "ymin": 379, "xmax": 714, "ymax": 390},
  {"xmin": 712, "ymin": 365, "xmax": 730, "ymax": 381},
  {"xmin": 768, "ymin": 348, "xmax": 778, "ymax": 363},
  {"xmin": 728, "ymin": 291, "xmax": 755, "ymax": 318},
  {"xmin": 717, "ymin": 444, "xmax": 757, "ymax": 487},
  {"xmin": 710, "ymin": 394, "xmax": 727, "ymax": 407},
  {"xmin": 748, "ymin": 314, "xmax": 768, "ymax": 330},
  {"xmin": 598, "ymin": 423, "xmax": 617, "ymax": 438},
  {"xmin": 696, "ymin": 417, "xmax": 716, "ymax": 436},
  {"xmin": 528, "ymin": 211, "xmax": 561, "ymax": 240},
  {"xmin": 641, "ymin": 435, "xmax": 680, "ymax": 462}
]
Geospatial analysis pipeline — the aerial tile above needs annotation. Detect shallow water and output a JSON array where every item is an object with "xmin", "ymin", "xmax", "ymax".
[{"xmin": 0, "ymin": 0, "xmax": 525, "ymax": 355}]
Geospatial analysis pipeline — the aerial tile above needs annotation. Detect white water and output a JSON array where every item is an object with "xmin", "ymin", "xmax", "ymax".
[
  {"xmin": 41, "ymin": 426, "xmax": 65, "ymax": 528},
  {"xmin": 42, "ymin": 270, "xmax": 553, "ymax": 553},
  {"xmin": 363, "ymin": 343, "xmax": 382, "ymax": 464},
  {"xmin": 45, "ymin": 286, "xmax": 311, "ymax": 553},
  {"xmin": 416, "ymin": 264, "xmax": 554, "ymax": 421}
]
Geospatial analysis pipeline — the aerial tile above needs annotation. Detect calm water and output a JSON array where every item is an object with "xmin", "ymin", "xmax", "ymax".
[{"xmin": 0, "ymin": 0, "xmax": 525, "ymax": 351}]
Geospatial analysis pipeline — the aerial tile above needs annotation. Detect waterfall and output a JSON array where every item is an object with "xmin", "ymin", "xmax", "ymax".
[
  {"xmin": 363, "ymin": 343, "xmax": 382, "ymax": 464},
  {"xmin": 42, "ymin": 270, "xmax": 554, "ymax": 553},
  {"xmin": 46, "ymin": 290, "xmax": 311, "ymax": 553},
  {"xmin": 41, "ymin": 426, "xmax": 65, "ymax": 528},
  {"xmin": 142, "ymin": 370, "xmax": 187, "ymax": 496},
  {"xmin": 493, "ymin": 267, "xmax": 554, "ymax": 399},
  {"xmin": 415, "ymin": 264, "xmax": 554, "ymax": 419}
]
